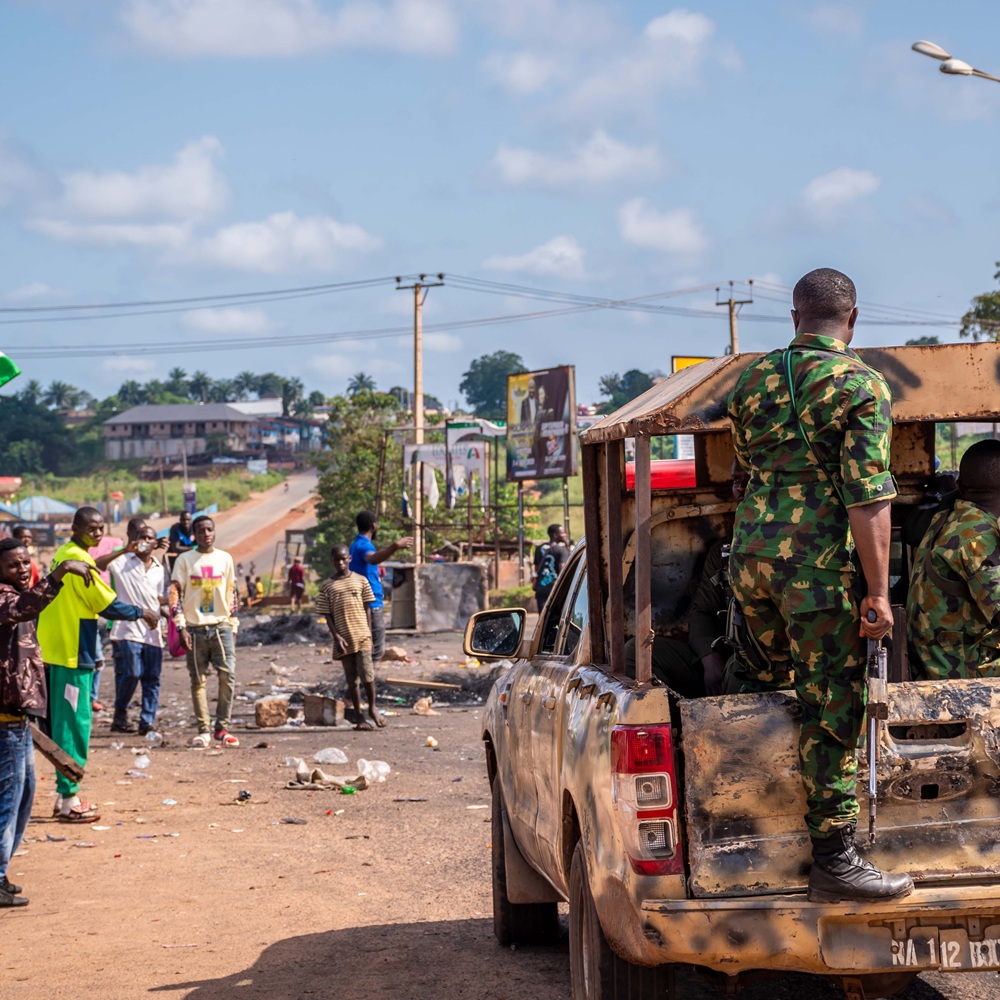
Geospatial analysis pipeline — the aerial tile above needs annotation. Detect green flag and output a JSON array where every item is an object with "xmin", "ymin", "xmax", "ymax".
[{"xmin": 0, "ymin": 352, "xmax": 20, "ymax": 389}]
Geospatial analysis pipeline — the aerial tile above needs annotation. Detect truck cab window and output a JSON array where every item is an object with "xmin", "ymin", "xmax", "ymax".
[
  {"xmin": 561, "ymin": 569, "xmax": 588, "ymax": 659},
  {"xmin": 539, "ymin": 554, "xmax": 581, "ymax": 654}
]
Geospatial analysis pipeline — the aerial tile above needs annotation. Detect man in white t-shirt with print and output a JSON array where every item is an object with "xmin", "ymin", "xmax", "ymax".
[
  {"xmin": 108, "ymin": 524, "xmax": 167, "ymax": 735},
  {"xmin": 169, "ymin": 516, "xmax": 239, "ymax": 748}
]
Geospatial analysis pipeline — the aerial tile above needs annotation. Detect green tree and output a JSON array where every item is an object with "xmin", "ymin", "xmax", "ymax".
[
  {"xmin": 347, "ymin": 371, "xmax": 377, "ymax": 396},
  {"xmin": 905, "ymin": 335, "xmax": 940, "ymax": 346},
  {"xmin": 234, "ymin": 370, "xmax": 258, "ymax": 400},
  {"xmin": 0, "ymin": 395, "xmax": 73, "ymax": 473},
  {"xmin": 189, "ymin": 370, "xmax": 212, "ymax": 402},
  {"xmin": 459, "ymin": 350, "xmax": 525, "ymax": 419},
  {"xmin": 44, "ymin": 380, "xmax": 80, "ymax": 411},
  {"xmin": 257, "ymin": 372, "xmax": 285, "ymax": 398},
  {"xmin": 598, "ymin": 369, "xmax": 655, "ymax": 412},
  {"xmin": 118, "ymin": 380, "xmax": 147, "ymax": 406},
  {"xmin": 308, "ymin": 390, "xmax": 327, "ymax": 407},
  {"xmin": 19, "ymin": 380, "xmax": 43, "ymax": 405},
  {"xmin": 960, "ymin": 263, "xmax": 1000, "ymax": 342},
  {"xmin": 312, "ymin": 390, "xmax": 403, "ymax": 577},
  {"xmin": 209, "ymin": 379, "xmax": 236, "ymax": 402},
  {"xmin": 281, "ymin": 376, "xmax": 304, "ymax": 416},
  {"xmin": 166, "ymin": 367, "xmax": 189, "ymax": 396}
]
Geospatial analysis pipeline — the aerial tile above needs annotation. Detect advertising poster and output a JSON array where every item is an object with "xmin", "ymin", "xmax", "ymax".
[
  {"xmin": 506, "ymin": 366, "xmax": 577, "ymax": 481},
  {"xmin": 671, "ymin": 355, "xmax": 711, "ymax": 461}
]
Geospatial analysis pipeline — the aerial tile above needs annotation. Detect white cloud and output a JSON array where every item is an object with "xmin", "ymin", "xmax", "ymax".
[
  {"xmin": 122, "ymin": 0, "xmax": 458, "ymax": 57},
  {"xmin": 618, "ymin": 199, "xmax": 707, "ymax": 255},
  {"xmin": 28, "ymin": 219, "xmax": 192, "ymax": 248},
  {"xmin": 563, "ymin": 9, "xmax": 732, "ymax": 118},
  {"xmin": 492, "ymin": 130, "xmax": 661, "ymax": 190},
  {"xmin": 6, "ymin": 281, "xmax": 61, "ymax": 301},
  {"xmin": 182, "ymin": 306, "xmax": 275, "ymax": 333},
  {"xmin": 806, "ymin": 4, "xmax": 863, "ymax": 39},
  {"xmin": 483, "ymin": 50, "xmax": 563, "ymax": 96},
  {"xmin": 483, "ymin": 235, "xmax": 586, "ymax": 279},
  {"xmin": 102, "ymin": 356, "xmax": 156, "ymax": 376},
  {"xmin": 423, "ymin": 331, "xmax": 463, "ymax": 352},
  {"xmin": 0, "ymin": 138, "xmax": 48, "ymax": 209},
  {"xmin": 197, "ymin": 210, "xmax": 380, "ymax": 272},
  {"xmin": 58, "ymin": 136, "xmax": 228, "ymax": 221},
  {"xmin": 311, "ymin": 352, "xmax": 402, "ymax": 379},
  {"xmin": 801, "ymin": 167, "xmax": 880, "ymax": 214}
]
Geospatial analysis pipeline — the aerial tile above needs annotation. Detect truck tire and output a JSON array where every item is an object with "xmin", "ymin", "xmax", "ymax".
[
  {"xmin": 569, "ymin": 840, "xmax": 673, "ymax": 1000},
  {"xmin": 491, "ymin": 780, "xmax": 560, "ymax": 947}
]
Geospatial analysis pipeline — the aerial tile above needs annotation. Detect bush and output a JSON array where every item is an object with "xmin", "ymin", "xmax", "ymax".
[{"xmin": 489, "ymin": 585, "xmax": 534, "ymax": 609}]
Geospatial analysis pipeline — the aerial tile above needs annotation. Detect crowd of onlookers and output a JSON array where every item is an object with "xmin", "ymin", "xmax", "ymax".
[{"xmin": 0, "ymin": 502, "xmax": 417, "ymax": 909}]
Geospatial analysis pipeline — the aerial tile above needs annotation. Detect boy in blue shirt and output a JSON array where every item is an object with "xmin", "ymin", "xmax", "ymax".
[{"xmin": 349, "ymin": 511, "xmax": 412, "ymax": 662}]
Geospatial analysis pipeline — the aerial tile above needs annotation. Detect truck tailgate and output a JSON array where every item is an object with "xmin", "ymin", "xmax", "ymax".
[{"xmin": 679, "ymin": 678, "xmax": 1000, "ymax": 897}]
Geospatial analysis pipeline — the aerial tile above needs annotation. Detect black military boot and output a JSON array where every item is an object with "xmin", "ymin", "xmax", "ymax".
[{"xmin": 808, "ymin": 824, "xmax": 914, "ymax": 903}]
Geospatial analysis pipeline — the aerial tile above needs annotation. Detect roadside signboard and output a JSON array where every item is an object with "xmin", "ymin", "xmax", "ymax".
[
  {"xmin": 671, "ymin": 356, "xmax": 713, "ymax": 460},
  {"xmin": 506, "ymin": 366, "xmax": 578, "ymax": 481}
]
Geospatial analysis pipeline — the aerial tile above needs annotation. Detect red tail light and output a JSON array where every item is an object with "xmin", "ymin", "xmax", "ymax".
[{"xmin": 611, "ymin": 724, "xmax": 683, "ymax": 876}]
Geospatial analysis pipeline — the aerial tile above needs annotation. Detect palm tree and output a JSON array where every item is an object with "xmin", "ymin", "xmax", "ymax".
[
  {"xmin": 281, "ymin": 376, "xmax": 304, "ymax": 416},
  {"xmin": 210, "ymin": 379, "xmax": 236, "ymax": 402},
  {"xmin": 347, "ymin": 371, "xmax": 377, "ymax": 396},
  {"xmin": 166, "ymin": 366, "xmax": 188, "ymax": 397},
  {"xmin": 43, "ymin": 380, "xmax": 79, "ymax": 411},
  {"xmin": 118, "ymin": 380, "xmax": 147, "ymax": 406},
  {"xmin": 308, "ymin": 390, "xmax": 327, "ymax": 407},
  {"xmin": 19, "ymin": 379, "xmax": 43, "ymax": 405},
  {"xmin": 188, "ymin": 370, "xmax": 212, "ymax": 402},
  {"xmin": 234, "ymin": 370, "xmax": 257, "ymax": 400}
]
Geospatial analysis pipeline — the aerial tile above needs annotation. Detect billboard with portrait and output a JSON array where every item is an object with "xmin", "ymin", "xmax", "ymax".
[{"xmin": 506, "ymin": 366, "xmax": 577, "ymax": 481}]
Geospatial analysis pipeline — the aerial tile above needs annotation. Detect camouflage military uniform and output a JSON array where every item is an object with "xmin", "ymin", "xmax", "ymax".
[
  {"xmin": 728, "ymin": 332, "xmax": 895, "ymax": 838},
  {"xmin": 908, "ymin": 499, "xmax": 1000, "ymax": 679}
]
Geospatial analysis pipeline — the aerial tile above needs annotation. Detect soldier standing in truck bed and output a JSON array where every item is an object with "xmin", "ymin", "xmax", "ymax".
[
  {"xmin": 727, "ymin": 267, "xmax": 913, "ymax": 903},
  {"xmin": 908, "ymin": 438, "xmax": 1000, "ymax": 679}
]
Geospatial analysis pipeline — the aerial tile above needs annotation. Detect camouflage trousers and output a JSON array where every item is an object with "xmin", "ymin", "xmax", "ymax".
[{"xmin": 730, "ymin": 555, "xmax": 866, "ymax": 838}]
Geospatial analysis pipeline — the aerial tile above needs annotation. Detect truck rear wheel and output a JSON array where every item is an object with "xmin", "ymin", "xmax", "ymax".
[
  {"xmin": 569, "ymin": 840, "xmax": 673, "ymax": 1000},
  {"xmin": 491, "ymin": 780, "xmax": 559, "ymax": 946}
]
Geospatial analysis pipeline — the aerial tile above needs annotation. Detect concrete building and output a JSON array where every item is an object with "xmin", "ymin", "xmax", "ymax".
[{"xmin": 103, "ymin": 403, "xmax": 256, "ymax": 461}]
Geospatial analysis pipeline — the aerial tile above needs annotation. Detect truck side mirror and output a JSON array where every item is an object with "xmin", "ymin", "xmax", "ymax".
[{"xmin": 464, "ymin": 609, "xmax": 526, "ymax": 659}]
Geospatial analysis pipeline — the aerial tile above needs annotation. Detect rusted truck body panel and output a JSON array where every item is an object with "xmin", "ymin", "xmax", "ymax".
[{"xmin": 479, "ymin": 342, "xmax": 1000, "ymax": 990}]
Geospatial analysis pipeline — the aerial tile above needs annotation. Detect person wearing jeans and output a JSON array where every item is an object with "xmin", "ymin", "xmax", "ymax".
[
  {"xmin": 0, "ymin": 537, "xmax": 95, "ymax": 905},
  {"xmin": 107, "ymin": 524, "xmax": 166, "ymax": 735},
  {"xmin": 169, "ymin": 516, "xmax": 239, "ymax": 747},
  {"xmin": 349, "ymin": 510, "xmax": 412, "ymax": 663}
]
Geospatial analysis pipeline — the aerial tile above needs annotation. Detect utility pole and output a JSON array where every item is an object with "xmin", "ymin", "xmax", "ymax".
[
  {"xmin": 715, "ymin": 280, "xmax": 753, "ymax": 355},
  {"xmin": 396, "ymin": 274, "xmax": 444, "ymax": 564}
]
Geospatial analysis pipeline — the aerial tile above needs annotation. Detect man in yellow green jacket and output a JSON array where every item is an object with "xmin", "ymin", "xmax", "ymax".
[{"xmin": 38, "ymin": 507, "xmax": 160, "ymax": 822}]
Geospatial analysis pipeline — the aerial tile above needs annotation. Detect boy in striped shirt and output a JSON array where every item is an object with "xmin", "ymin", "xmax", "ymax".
[{"xmin": 315, "ymin": 545, "xmax": 383, "ymax": 731}]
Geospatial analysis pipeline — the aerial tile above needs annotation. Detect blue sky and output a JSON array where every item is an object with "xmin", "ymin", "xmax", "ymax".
[{"xmin": 2, "ymin": 0, "xmax": 999, "ymax": 408}]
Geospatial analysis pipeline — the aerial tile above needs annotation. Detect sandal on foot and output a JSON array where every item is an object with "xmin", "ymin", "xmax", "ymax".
[
  {"xmin": 214, "ymin": 730, "xmax": 239, "ymax": 747},
  {"xmin": 188, "ymin": 733, "xmax": 211, "ymax": 748},
  {"xmin": 58, "ymin": 806, "xmax": 100, "ymax": 823}
]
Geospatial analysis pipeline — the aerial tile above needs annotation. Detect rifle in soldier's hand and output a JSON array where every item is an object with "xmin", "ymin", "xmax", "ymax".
[{"xmin": 866, "ymin": 608, "xmax": 889, "ymax": 845}]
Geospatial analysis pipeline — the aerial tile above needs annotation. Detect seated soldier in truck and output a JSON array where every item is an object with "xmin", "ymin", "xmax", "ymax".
[{"xmin": 908, "ymin": 438, "xmax": 1000, "ymax": 680}]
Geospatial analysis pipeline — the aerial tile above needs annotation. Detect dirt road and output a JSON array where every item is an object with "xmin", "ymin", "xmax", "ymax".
[
  {"xmin": 212, "ymin": 471, "xmax": 317, "ymax": 576},
  {"xmin": 4, "ymin": 626, "xmax": 997, "ymax": 999}
]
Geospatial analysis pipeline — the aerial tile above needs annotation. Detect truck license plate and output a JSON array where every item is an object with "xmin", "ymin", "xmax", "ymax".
[{"xmin": 891, "ymin": 927, "xmax": 1000, "ymax": 971}]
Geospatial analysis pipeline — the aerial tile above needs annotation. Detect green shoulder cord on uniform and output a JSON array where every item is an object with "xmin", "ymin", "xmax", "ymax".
[{"xmin": 782, "ymin": 348, "xmax": 851, "ymax": 509}]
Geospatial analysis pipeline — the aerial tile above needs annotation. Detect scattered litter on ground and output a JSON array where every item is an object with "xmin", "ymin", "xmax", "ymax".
[
  {"xmin": 237, "ymin": 790, "xmax": 252, "ymax": 802},
  {"xmin": 133, "ymin": 754, "xmax": 151, "ymax": 769},
  {"xmin": 161, "ymin": 799, "xmax": 178, "ymax": 806},
  {"xmin": 357, "ymin": 759, "xmax": 390, "ymax": 783},
  {"xmin": 161, "ymin": 944, "xmax": 197, "ymax": 949},
  {"xmin": 394, "ymin": 797, "xmax": 428, "ymax": 803},
  {"xmin": 281, "ymin": 817, "xmax": 308, "ymax": 825},
  {"xmin": 413, "ymin": 697, "xmax": 439, "ymax": 716},
  {"xmin": 73, "ymin": 841, "xmax": 96, "ymax": 848},
  {"xmin": 91, "ymin": 825, "xmax": 111, "ymax": 831},
  {"xmin": 126, "ymin": 769, "xmax": 151, "ymax": 779},
  {"xmin": 313, "ymin": 747, "xmax": 348, "ymax": 765},
  {"xmin": 46, "ymin": 834, "xmax": 66, "ymax": 843},
  {"xmin": 425, "ymin": 736, "xmax": 439, "ymax": 748},
  {"xmin": 284, "ymin": 757, "xmax": 368, "ymax": 791}
]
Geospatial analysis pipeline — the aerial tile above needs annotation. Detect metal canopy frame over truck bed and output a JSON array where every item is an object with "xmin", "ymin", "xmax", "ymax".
[{"xmin": 579, "ymin": 341, "xmax": 1000, "ymax": 689}]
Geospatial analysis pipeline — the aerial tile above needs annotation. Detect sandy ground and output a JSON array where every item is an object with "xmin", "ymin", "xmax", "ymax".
[{"xmin": 4, "ymin": 622, "xmax": 998, "ymax": 1000}]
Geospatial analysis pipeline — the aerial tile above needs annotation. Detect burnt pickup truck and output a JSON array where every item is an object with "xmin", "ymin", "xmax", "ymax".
[{"xmin": 465, "ymin": 342, "xmax": 1000, "ymax": 1000}]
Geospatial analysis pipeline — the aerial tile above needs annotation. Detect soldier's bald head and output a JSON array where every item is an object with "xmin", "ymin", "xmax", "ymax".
[
  {"xmin": 792, "ymin": 268, "xmax": 857, "ymax": 323},
  {"xmin": 959, "ymin": 439, "xmax": 1000, "ymax": 501}
]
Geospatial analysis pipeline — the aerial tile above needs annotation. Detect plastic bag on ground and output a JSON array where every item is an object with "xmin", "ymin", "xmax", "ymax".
[
  {"xmin": 356, "ymin": 759, "xmax": 390, "ymax": 783},
  {"xmin": 313, "ymin": 747, "xmax": 348, "ymax": 765},
  {"xmin": 413, "ymin": 697, "xmax": 440, "ymax": 716}
]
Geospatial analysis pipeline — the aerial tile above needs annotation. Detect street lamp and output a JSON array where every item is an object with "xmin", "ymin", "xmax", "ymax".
[{"xmin": 912, "ymin": 40, "xmax": 1000, "ymax": 85}]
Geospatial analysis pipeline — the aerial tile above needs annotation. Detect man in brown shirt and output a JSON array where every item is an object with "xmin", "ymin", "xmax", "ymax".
[
  {"xmin": 0, "ymin": 537, "xmax": 93, "ymax": 906},
  {"xmin": 315, "ymin": 545, "xmax": 382, "ymax": 731}
]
